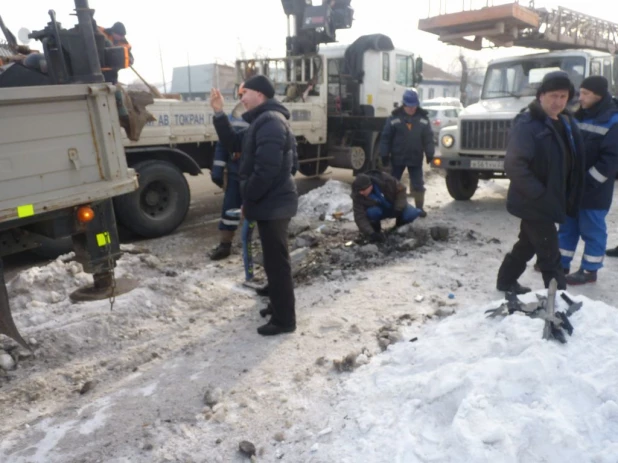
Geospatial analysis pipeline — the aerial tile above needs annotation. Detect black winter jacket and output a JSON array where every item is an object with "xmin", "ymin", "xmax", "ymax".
[
  {"xmin": 214, "ymin": 99, "xmax": 298, "ymax": 221},
  {"xmin": 379, "ymin": 106, "xmax": 435, "ymax": 166},
  {"xmin": 504, "ymin": 101, "xmax": 585, "ymax": 224}
]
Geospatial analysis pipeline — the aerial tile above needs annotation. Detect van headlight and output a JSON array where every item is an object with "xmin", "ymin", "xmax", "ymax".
[{"xmin": 441, "ymin": 134, "xmax": 454, "ymax": 148}]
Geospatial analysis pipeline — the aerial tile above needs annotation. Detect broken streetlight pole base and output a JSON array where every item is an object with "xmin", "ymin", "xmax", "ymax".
[
  {"xmin": 485, "ymin": 278, "xmax": 579, "ymax": 344},
  {"xmin": 70, "ymin": 271, "xmax": 138, "ymax": 303}
]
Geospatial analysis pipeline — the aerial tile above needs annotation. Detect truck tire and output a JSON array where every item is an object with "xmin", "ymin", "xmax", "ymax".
[
  {"xmin": 297, "ymin": 144, "xmax": 328, "ymax": 177},
  {"xmin": 298, "ymin": 161, "xmax": 328, "ymax": 177},
  {"xmin": 446, "ymin": 170, "xmax": 479, "ymax": 200},
  {"xmin": 114, "ymin": 160, "xmax": 190, "ymax": 238}
]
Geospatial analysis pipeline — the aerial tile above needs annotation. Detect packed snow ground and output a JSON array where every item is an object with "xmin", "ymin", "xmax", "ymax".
[{"xmin": 1, "ymin": 169, "xmax": 618, "ymax": 462}]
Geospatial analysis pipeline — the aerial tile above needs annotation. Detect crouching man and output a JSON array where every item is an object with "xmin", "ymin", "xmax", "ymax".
[{"xmin": 351, "ymin": 170, "xmax": 422, "ymax": 243}]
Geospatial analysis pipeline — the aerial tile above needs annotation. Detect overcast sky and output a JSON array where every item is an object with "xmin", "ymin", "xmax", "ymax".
[{"xmin": 2, "ymin": 0, "xmax": 615, "ymax": 86}]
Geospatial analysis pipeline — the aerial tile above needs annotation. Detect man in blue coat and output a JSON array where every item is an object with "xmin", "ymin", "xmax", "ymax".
[
  {"xmin": 379, "ymin": 89, "xmax": 435, "ymax": 217},
  {"xmin": 496, "ymin": 71, "xmax": 585, "ymax": 293},
  {"xmin": 558, "ymin": 76, "xmax": 618, "ymax": 284},
  {"xmin": 209, "ymin": 112, "xmax": 249, "ymax": 260}
]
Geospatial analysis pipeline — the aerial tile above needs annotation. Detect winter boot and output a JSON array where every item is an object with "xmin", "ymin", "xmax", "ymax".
[
  {"xmin": 566, "ymin": 268, "xmax": 597, "ymax": 285},
  {"xmin": 497, "ymin": 281, "xmax": 531, "ymax": 294},
  {"xmin": 606, "ymin": 246, "xmax": 618, "ymax": 257},
  {"xmin": 259, "ymin": 303, "xmax": 273, "ymax": 318},
  {"xmin": 256, "ymin": 285, "xmax": 269, "ymax": 297},
  {"xmin": 210, "ymin": 230, "xmax": 234, "ymax": 260},
  {"xmin": 497, "ymin": 252, "xmax": 529, "ymax": 294},
  {"xmin": 412, "ymin": 191, "xmax": 427, "ymax": 218},
  {"xmin": 257, "ymin": 321, "xmax": 296, "ymax": 336}
]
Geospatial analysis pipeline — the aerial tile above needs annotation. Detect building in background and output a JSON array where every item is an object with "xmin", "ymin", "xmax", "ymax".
[
  {"xmin": 417, "ymin": 62, "xmax": 484, "ymax": 107},
  {"xmin": 170, "ymin": 63, "xmax": 236, "ymax": 101},
  {"xmin": 417, "ymin": 63, "xmax": 460, "ymax": 103}
]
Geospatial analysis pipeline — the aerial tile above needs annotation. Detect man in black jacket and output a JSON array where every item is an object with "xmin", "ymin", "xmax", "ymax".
[
  {"xmin": 210, "ymin": 75, "xmax": 298, "ymax": 336},
  {"xmin": 497, "ymin": 71, "xmax": 585, "ymax": 294}
]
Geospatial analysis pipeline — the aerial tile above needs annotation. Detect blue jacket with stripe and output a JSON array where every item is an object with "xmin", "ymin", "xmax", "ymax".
[
  {"xmin": 211, "ymin": 115, "xmax": 249, "ymax": 187},
  {"xmin": 574, "ymin": 94, "xmax": 618, "ymax": 210}
]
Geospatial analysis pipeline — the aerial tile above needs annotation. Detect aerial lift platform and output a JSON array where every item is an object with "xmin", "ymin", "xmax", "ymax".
[{"xmin": 418, "ymin": 1, "xmax": 618, "ymax": 54}]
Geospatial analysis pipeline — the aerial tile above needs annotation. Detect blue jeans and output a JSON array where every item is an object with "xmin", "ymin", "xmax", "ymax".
[
  {"xmin": 558, "ymin": 209, "xmax": 608, "ymax": 271},
  {"xmin": 366, "ymin": 204, "xmax": 421, "ymax": 226},
  {"xmin": 219, "ymin": 175, "xmax": 242, "ymax": 231},
  {"xmin": 390, "ymin": 165, "xmax": 424, "ymax": 192}
]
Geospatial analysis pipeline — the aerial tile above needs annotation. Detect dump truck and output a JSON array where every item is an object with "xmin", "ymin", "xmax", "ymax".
[{"xmin": 0, "ymin": 0, "xmax": 139, "ymax": 348}]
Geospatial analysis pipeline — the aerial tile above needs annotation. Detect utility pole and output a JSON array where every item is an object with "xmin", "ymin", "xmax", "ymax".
[
  {"xmin": 187, "ymin": 53, "xmax": 193, "ymax": 100},
  {"xmin": 158, "ymin": 40, "xmax": 167, "ymax": 94}
]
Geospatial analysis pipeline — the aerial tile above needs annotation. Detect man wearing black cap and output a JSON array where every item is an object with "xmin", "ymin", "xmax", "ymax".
[
  {"xmin": 557, "ymin": 76, "xmax": 618, "ymax": 284},
  {"xmin": 351, "ymin": 170, "xmax": 422, "ymax": 242},
  {"xmin": 496, "ymin": 71, "xmax": 585, "ymax": 294},
  {"xmin": 210, "ymin": 75, "xmax": 299, "ymax": 336}
]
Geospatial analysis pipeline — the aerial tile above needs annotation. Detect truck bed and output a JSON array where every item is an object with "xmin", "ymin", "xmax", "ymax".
[{"xmin": 0, "ymin": 83, "xmax": 138, "ymax": 224}]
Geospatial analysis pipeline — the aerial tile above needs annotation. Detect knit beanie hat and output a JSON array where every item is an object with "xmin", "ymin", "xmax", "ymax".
[
  {"xmin": 536, "ymin": 70, "xmax": 574, "ymax": 100},
  {"xmin": 242, "ymin": 75, "xmax": 275, "ymax": 99},
  {"xmin": 352, "ymin": 174, "xmax": 372, "ymax": 191},
  {"xmin": 580, "ymin": 75, "xmax": 609, "ymax": 97}
]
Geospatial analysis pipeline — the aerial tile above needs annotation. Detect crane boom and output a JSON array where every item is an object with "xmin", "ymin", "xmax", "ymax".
[{"xmin": 418, "ymin": 2, "xmax": 618, "ymax": 54}]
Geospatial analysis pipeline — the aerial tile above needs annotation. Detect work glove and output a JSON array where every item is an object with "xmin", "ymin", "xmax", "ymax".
[
  {"xmin": 426, "ymin": 157, "xmax": 434, "ymax": 165},
  {"xmin": 369, "ymin": 231, "xmax": 386, "ymax": 243}
]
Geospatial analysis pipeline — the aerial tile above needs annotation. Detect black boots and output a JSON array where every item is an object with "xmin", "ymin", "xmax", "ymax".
[
  {"xmin": 496, "ymin": 281, "xmax": 531, "ymax": 294},
  {"xmin": 497, "ymin": 253, "xmax": 530, "ymax": 294},
  {"xmin": 210, "ymin": 243, "xmax": 231, "ymax": 260},
  {"xmin": 210, "ymin": 230, "xmax": 234, "ymax": 260},
  {"xmin": 257, "ymin": 321, "xmax": 296, "ymax": 336},
  {"xmin": 259, "ymin": 304, "xmax": 273, "ymax": 317},
  {"xmin": 606, "ymin": 246, "xmax": 618, "ymax": 257}
]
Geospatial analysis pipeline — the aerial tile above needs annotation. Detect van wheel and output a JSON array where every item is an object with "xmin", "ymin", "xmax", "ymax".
[{"xmin": 445, "ymin": 170, "xmax": 479, "ymax": 200}]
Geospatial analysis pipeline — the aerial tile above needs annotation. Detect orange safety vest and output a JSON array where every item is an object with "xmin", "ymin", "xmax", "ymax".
[{"xmin": 98, "ymin": 26, "xmax": 132, "ymax": 70}]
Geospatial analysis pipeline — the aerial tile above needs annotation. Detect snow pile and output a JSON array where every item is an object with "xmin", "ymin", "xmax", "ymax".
[
  {"xmin": 297, "ymin": 179, "xmax": 353, "ymax": 221},
  {"xmin": 313, "ymin": 292, "xmax": 618, "ymax": 463}
]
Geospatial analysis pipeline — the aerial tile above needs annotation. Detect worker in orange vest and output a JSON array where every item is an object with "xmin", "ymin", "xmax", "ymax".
[{"xmin": 98, "ymin": 22, "xmax": 133, "ymax": 84}]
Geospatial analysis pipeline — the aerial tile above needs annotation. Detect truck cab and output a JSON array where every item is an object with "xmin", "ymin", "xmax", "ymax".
[{"xmin": 433, "ymin": 49, "xmax": 618, "ymax": 200}]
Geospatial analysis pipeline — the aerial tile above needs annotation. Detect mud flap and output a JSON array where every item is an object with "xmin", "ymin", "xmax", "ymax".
[{"xmin": 0, "ymin": 262, "xmax": 29, "ymax": 349}]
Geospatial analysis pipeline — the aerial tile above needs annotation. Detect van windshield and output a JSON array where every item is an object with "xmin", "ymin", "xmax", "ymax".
[{"xmin": 482, "ymin": 56, "xmax": 586, "ymax": 99}]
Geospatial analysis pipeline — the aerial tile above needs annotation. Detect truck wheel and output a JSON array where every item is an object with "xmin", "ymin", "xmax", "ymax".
[
  {"xmin": 297, "ymin": 144, "xmax": 328, "ymax": 177},
  {"xmin": 446, "ymin": 170, "xmax": 479, "ymax": 200},
  {"xmin": 114, "ymin": 161, "xmax": 190, "ymax": 238}
]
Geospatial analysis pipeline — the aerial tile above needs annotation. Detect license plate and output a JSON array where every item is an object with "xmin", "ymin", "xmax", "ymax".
[{"xmin": 469, "ymin": 160, "xmax": 504, "ymax": 170}]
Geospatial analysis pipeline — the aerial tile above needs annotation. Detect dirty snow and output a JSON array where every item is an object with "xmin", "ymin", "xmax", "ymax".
[
  {"xmin": 1, "ymin": 168, "xmax": 618, "ymax": 462},
  {"xmin": 297, "ymin": 179, "xmax": 353, "ymax": 221}
]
